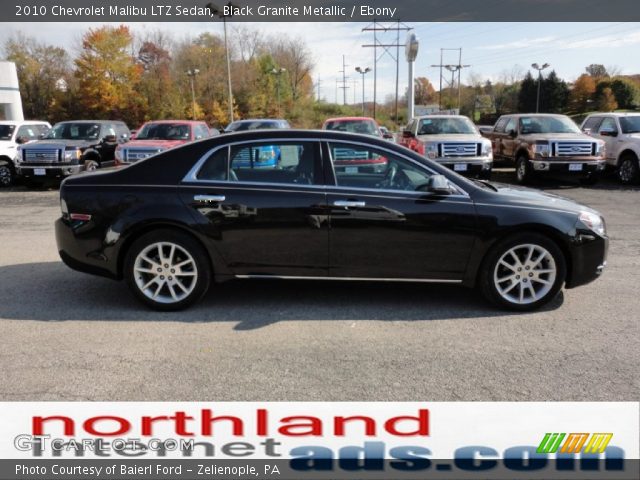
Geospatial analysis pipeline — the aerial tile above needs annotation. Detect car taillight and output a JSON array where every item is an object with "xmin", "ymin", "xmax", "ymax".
[{"xmin": 70, "ymin": 213, "xmax": 92, "ymax": 222}]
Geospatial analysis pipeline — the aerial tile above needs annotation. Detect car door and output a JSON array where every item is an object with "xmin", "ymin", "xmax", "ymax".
[
  {"xmin": 596, "ymin": 117, "xmax": 620, "ymax": 164},
  {"xmin": 179, "ymin": 139, "xmax": 329, "ymax": 277},
  {"xmin": 501, "ymin": 117, "xmax": 518, "ymax": 159},
  {"xmin": 491, "ymin": 117, "xmax": 509, "ymax": 159},
  {"xmin": 324, "ymin": 141, "xmax": 477, "ymax": 280}
]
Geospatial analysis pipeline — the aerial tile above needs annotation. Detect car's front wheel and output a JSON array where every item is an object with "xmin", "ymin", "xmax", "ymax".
[
  {"xmin": 515, "ymin": 156, "xmax": 533, "ymax": 185},
  {"xmin": 0, "ymin": 161, "xmax": 14, "ymax": 187},
  {"xmin": 124, "ymin": 230, "xmax": 211, "ymax": 311},
  {"xmin": 480, "ymin": 233, "xmax": 566, "ymax": 311}
]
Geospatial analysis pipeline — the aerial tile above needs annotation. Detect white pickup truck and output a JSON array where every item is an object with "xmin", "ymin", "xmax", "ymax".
[
  {"xmin": 581, "ymin": 113, "xmax": 640, "ymax": 184},
  {"xmin": 0, "ymin": 120, "xmax": 51, "ymax": 187}
]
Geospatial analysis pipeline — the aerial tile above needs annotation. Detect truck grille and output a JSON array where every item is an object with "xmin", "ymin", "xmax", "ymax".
[
  {"xmin": 553, "ymin": 142, "xmax": 595, "ymax": 157},
  {"xmin": 123, "ymin": 148, "xmax": 162, "ymax": 162},
  {"xmin": 23, "ymin": 148, "xmax": 60, "ymax": 163},
  {"xmin": 333, "ymin": 147, "xmax": 369, "ymax": 160},
  {"xmin": 440, "ymin": 143, "xmax": 480, "ymax": 158}
]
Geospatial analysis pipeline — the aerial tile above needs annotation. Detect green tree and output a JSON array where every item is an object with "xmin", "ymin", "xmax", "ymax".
[
  {"xmin": 610, "ymin": 78, "xmax": 638, "ymax": 109},
  {"xmin": 586, "ymin": 64, "xmax": 608, "ymax": 79},
  {"xmin": 518, "ymin": 72, "xmax": 537, "ymax": 112},
  {"xmin": 596, "ymin": 87, "xmax": 618, "ymax": 111},
  {"xmin": 541, "ymin": 70, "xmax": 569, "ymax": 113}
]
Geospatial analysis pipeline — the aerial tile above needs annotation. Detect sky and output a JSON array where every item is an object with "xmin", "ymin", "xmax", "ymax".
[{"xmin": 1, "ymin": 21, "xmax": 639, "ymax": 105}]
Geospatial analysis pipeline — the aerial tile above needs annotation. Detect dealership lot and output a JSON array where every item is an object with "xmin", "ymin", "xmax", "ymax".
[{"xmin": 0, "ymin": 172, "xmax": 638, "ymax": 401}]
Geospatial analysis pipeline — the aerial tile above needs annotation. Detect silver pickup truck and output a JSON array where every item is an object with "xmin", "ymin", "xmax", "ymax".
[{"xmin": 581, "ymin": 112, "xmax": 640, "ymax": 184}]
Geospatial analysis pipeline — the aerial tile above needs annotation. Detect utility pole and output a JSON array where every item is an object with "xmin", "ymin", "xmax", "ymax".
[
  {"xmin": 355, "ymin": 66, "xmax": 371, "ymax": 116},
  {"xmin": 207, "ymin": 2, "xmax": 235, "ymax": 123},
  {"xmin": 532, "ymin": 63, "xmax": 550, "ymax": 113},
  {"xmin": 431, "ymin": 48, "xmax": 469, "ymax": 112},
  {"xmin": 317, "ymin": 77, "xmax": 321, "ymax": 102},
  {"xmin": 186, "ymin": 68, "xmax": 200, "ymax": 120},
  {"xmin": 362, "ymin": 21, "xmax": 412, "ymax": 121},
  {"xmin": 269, "ymin": 67, "xmax": 286, "ymax": 116},
  {"xmin": 338, "ymin": 55, "xmax": 350, "ymax": 106}
]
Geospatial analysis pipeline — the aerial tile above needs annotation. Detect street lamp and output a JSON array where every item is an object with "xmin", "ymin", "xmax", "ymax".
[
  {"xmin": 269, "ymin": 67, "xmax": 286, "ymax": 116},
  {"xmin": 186, "ymin": 68, "xmax": 200, "ymax": 120},
  {"xmin": 355, "ymin": 67, "xmax": 371, "ymax": 116},
  {"xmin": 531, "ymin": 62, "xmax": 550, "ymax": 113},
  {"xmin": 207, "ymin": 2, "xmax": 235, "ymax": 123}
]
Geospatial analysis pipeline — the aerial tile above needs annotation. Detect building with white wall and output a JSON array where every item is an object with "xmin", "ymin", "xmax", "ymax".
[{"xmin": 0, "ymin": 62, "xmax": 24, "ymax": 121}]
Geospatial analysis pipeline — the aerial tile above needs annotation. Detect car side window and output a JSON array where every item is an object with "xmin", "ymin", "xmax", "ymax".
[
  {"xmin": 598, "ymin": 117, "xmax": 618, "ymax": 133},
  {"xmin": 16, "ymin": 125, "xmax": 39, "ymax": 140},
  {"xmin": 505, "ymin": 118, "xmax": 517, "ymax": 134},
  {"xmin": 328, "ymin": 142, "xmax": 432, "ymax": 192},
  {"xmin": 195, "ymin": 124, "xmax": 209, "ymax": 140},
  {"xmin": 228, "ymin": 141, "xmax": 319, "ymax": 185},
  {"xmin": 197, "ymin": 147, "xmax": 230, "ymax": 181}
]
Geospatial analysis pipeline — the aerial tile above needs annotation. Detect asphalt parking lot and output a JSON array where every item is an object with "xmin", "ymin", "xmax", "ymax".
[{"xmin": 0, "ymin": 171, "xmax": 638, "ymax": 401}]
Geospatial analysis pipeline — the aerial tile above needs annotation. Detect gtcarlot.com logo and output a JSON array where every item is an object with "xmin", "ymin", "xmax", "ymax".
[{"xmin": 537, "ymin": 432, "xmax": 614, "ymax": 454}]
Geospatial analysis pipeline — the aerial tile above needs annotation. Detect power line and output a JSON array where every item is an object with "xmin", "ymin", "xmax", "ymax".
[{"xmin": 338, "ymin": 54, "xmax": 350, "ymax": 106}]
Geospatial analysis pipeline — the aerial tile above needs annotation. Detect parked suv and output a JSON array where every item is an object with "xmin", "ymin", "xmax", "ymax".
[
  {"xmin": 16, "ymin": 120, "xmax": 130, "ymax": 184},
  {"xmin": 0, "ymin": 120, "xmax": 51, "ymax": 187},
  {"xmin": 482, "ymin": 114, "xmax": 606, "ymax": 184},
  {"xmin": 581, "ymin": 113, "xmax": 640, "ymax": 184},
  {"xmin": 115, "ymin": 120, "xmax": 212, "ymax": 164},
  {"xmin": 399, "ymin": 115, "xmax": 493, "ymax": 179}
]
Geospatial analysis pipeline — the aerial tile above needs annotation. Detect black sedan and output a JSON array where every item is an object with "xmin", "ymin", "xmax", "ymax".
[{"xmin": 55, "ymin": 130, "xmax": 608, "ymax": 311}]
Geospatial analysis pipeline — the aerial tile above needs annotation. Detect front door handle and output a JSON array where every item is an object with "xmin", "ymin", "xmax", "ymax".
[
  {"xmin": 194, "ymin": 194, "xmax": 226, "ymax": 203},
  {"xmin": 333, "ymin": 200, "xmax": 366, "ymax": 208}
]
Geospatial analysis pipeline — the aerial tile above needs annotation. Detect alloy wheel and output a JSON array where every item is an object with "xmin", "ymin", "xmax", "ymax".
[
  {"xmin": 493, "ymin": 243, "xmax": 557, "ymax": 305},
  {"xmin": 0, "ymin": 165, "xmax": 11, "ymax": 187},
  {"xmin": 133, "ymin": 242, "xmax": 198, "ymax": 304},
  {"xmin": 619, "ymin": 158, "xmax": 636, "ymax": 183}
]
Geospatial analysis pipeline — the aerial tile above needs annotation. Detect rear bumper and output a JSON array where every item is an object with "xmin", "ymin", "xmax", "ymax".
[
  {"xmin": 18, "ymin": 164, "xmax": 83, "ymax": 179},
  {"xmin": 566, "ymin": 234, "xmax": 609, "ymax": 288}
]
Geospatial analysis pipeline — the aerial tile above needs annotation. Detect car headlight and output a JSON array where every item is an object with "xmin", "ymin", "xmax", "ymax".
[
  {"xmin": 596, "ymin": 142, "xmax": 605, "ymax": 158},
  {"xmin": 481, "ymin": 140, "xmax": 492, "ymax": 157},
  {"xmin": 64, "ymin": 149, "xmax": 81, "ymax": 161},
  {"xmin": 533, "ymin": 143, "xmax": 550, "ymax": 157},
  {"xmin": 425, "ymin": 143, "xmax": 438, "ymax": 159},
  {"xmin": 579, "ymin": 211, "xmax": 606, "ymax": 236}
]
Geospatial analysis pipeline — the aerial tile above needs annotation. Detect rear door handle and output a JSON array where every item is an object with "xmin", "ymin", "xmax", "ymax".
[
  {"xmin": 194, "ymin": 194, "xmax": 226, "ymax": 203},
  {"xmin": 333, "ymin": 200, "xmax": 366, "ymax": 208}
]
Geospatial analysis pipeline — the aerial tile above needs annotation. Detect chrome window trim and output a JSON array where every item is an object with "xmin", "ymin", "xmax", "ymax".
[
  {"xmin": 234, "ymin": 274, "xmax": 462, "ymax": 284},
  {"xmin": 182, "ymin": 136, "xmax": 471, "ymax": 199}
]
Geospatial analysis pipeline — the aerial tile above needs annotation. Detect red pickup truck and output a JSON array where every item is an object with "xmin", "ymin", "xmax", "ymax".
[{"xmin": 115, "ymin": 120, "xmax": 213, "ymax": 164}]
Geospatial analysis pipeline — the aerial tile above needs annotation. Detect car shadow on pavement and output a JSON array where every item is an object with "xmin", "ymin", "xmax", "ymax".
[{"xmin": 0, "ymin": 262, "xmax": 564, "ymax": 329}]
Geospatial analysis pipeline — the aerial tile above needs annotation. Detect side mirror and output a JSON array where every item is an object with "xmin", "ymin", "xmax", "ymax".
[
  {"xmin": 103, "ymin": 134, "xmax": 117, "ymax": 143},
  {"xmin": 419, "ymin": 174, "xmax": 455, "ymax": 195},
  {"xmin": 402, "ymin": 130, "xmax": 413, "ymax": 138},
  {"xmin": 599, "ymin": 129, "xmax": 618, "ymax": 137},
  {"xmin": 15, "ymin": 136, "xmax": 29, "ymax": 145},
  {"xmin": 508, "ymin": 129, "xmax": 517, "ymax": 138}
]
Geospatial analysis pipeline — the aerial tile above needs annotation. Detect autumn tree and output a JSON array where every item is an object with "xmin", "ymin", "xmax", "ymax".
[
  {"xmin": 569, "ymin": 74, "xmax": 596, "ymax": 112},
  {"xmin": 414, "ymin": 77, "xmax": 436, "ymax": 105},
  {"xmin": 74, "ymin": 25, "xmax": 145, "ymax": 126},
  {"xmin": 596, "ymin": 87, "xmax": 618, "ymax": 111}
]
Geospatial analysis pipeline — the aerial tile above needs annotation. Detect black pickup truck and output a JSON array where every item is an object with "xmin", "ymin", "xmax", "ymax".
[{"xmin": 16, "ymin": 120, "xmax": 130, "ymax": 184}]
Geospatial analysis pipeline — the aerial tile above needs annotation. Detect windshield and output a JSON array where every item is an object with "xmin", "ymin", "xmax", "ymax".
[
  {"xmin": 417, "ymin": 118, "xmax": 477, "ymax": 135},
  {"xmin": 324, "ymin": 120, "xmax": 380, "ymax": 136},
  {"xmin": 518, "ymin": 116, "xmax": 581, "ymax": 134},
  {"xmin": 136, "ymin": 123, "xmax": 191, "ymax": 140},
  {"xmin": 46, "ymin": 123, "xmax": 102, "ymax": 140},
  {"xmin": 0, "ymin": 124, "xmax": 15, "ymax": 141},
  {"xmin": 619, "ymin": 116, "xmax": 640, "ymax": 134},
  {"xmin": 226, "ymin": 121, "xmax": 285, "ymax": 131}
]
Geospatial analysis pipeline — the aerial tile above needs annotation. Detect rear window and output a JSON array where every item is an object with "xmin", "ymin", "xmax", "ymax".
[{"xmin": 0, "ymin": 124, "xmax": 16, "ymax": 141}]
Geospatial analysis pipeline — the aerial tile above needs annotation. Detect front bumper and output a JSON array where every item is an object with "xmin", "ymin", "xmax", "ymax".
[
  {"xmin": 436, "ymin": 157, "xmax": 493, "ymax": 174},
  {"xmin": 566, "ymin": 233, "xmax": 609, "ymax": 288},
  {"xmin": 530, "ymin": 158, "xmax": 607, "ymax": 174},
  {"xmin": 17, "ymin": 164, "xmax": 83, "ymax": 179}
]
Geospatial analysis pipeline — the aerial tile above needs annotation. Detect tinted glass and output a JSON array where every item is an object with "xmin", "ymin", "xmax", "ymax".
[
  {"xmin": 0, "ymin": 124, "xmax": 16, "ymax": 140},
  {"xmin": 136, "ymin": 123, "xmax": 191, "ymax": 140},
  {"xmin": 417, "ymin": 117, "xmax": 476, "ymax": 135},
  {"xmin": 329, "ymin": 142, "xmax": 432, "ymax": 192},
  {"xmin": 619, "ymin": 116, "xmax": 640, "ymax": 134},
  {"xmin": 598, "ymin": 117, "xmax": 618, "ymax": 133},
  {"xmin": 324, "ymin": 120, "xmax": 380, "ymax": 136},
  {"xmin": 494, "ymin": 117, "xmax": 509, "ymax": 133},
  {"xmin": 582, "ymin": 116, "xmax": 603, "ymax": 132},
  {"xmin": 519, "ymin": 116, "xmax": 580, "ymax": 134},
  {"xmin": 225, "ymin": 121, "xmax": 284, "ymax": 131},
  {"xmin": 16, "ymin": 125, "xmax": 40, "ymax": 140},
  {"xmin": 228, "ymin": 141, "xmax": 318, "ymax": 185},
  {"xmin": 46, "ymin": 123, "xmax": 102, "ymax": 140},
  {"xmin": 197, "ymin": 147, "xmax": 229, "ymax": 181},
  {"xmin": 505, "ymin": 118, "xmax": 517, "ymax": 133}
]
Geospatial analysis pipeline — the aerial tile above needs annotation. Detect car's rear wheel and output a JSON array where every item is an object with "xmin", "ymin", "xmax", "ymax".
[
  {"xmin": 618, "ymin": 153, "xmax": 639, "ymax": 185},
  {"xmin": 515, "ymin": 155, "xmax": 533, "ymax": 185},
  {"xmin": 0, "ymin": 162, "xmax": 13, "ymax": 187},
  {"xmin": 480, "ymin": 233, "xmax": 566, "ymax": 311},
  {"xmin": 124, "ymin": 230, "xmax": 211, "ymax": 311}
]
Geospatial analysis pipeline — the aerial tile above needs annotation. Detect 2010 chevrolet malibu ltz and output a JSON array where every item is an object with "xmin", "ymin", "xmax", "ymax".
[{"xmin": 55, "ymin": 130, "xmax": 608, "ymax": 311}]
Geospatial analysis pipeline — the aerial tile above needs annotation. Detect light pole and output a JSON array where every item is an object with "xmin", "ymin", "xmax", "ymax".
[
  {"xmin": 269, "ymin": 67, "xmax": 286, "ymax": 116},
  {"xmin": 531, "ymin": 62, "xmax": 550, "ymax": 113},
  {"xmin": 207, "ymin": 2, "xmax": 235, "ymax": 123},
  {"xmin": 355, "ymin": 67, "xmax": 371, "ymax": 116},
  {"xmin": 186, "ymin": 68, "xmax": 200, "ymax": 120}
]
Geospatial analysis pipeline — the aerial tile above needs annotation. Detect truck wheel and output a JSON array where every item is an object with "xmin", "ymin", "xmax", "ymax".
[
  {"xmin": 618, "ymin": 153, "xmax": 639, "ymax": 185},
  {"xmin": 515, "ymin": 156, "xmax": 533, "ymax": 185},
  {"xmin": 0, "ymin": 161, "xmax": 13, "ymax": 187},
  {"xmin": 124, "ymin": 229, "xmax": 211, "ymax": 311},
  {"xmin": 84, "ymin": 159, "xmax": 99, "ymax": 172},
  {"xmin": 479, "ymin": 233, "xmax": 566, "ymax": 311}
]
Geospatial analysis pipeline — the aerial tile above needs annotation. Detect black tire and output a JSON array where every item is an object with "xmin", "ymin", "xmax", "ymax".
[
  {"xmin": 84, "ymin": 159, "xmax": 100, "ymax": 172},
  {"xmin": 515, "ymin": 155, "xmax": 533, "ymax": 185},
  {"xmin": 0, "ymin": 161, "xmax": 13, "ymax": 188},
  {"xmin": 479, "ymin": 233, "xmax": 566, "ymax": 311},
  {"xmin": 617, "ymin": 153, "xmax": 640, "ymax": 185},
  {"xmin": 124, "ymin": 229, "xmax": 211, "ymax": 311}
]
